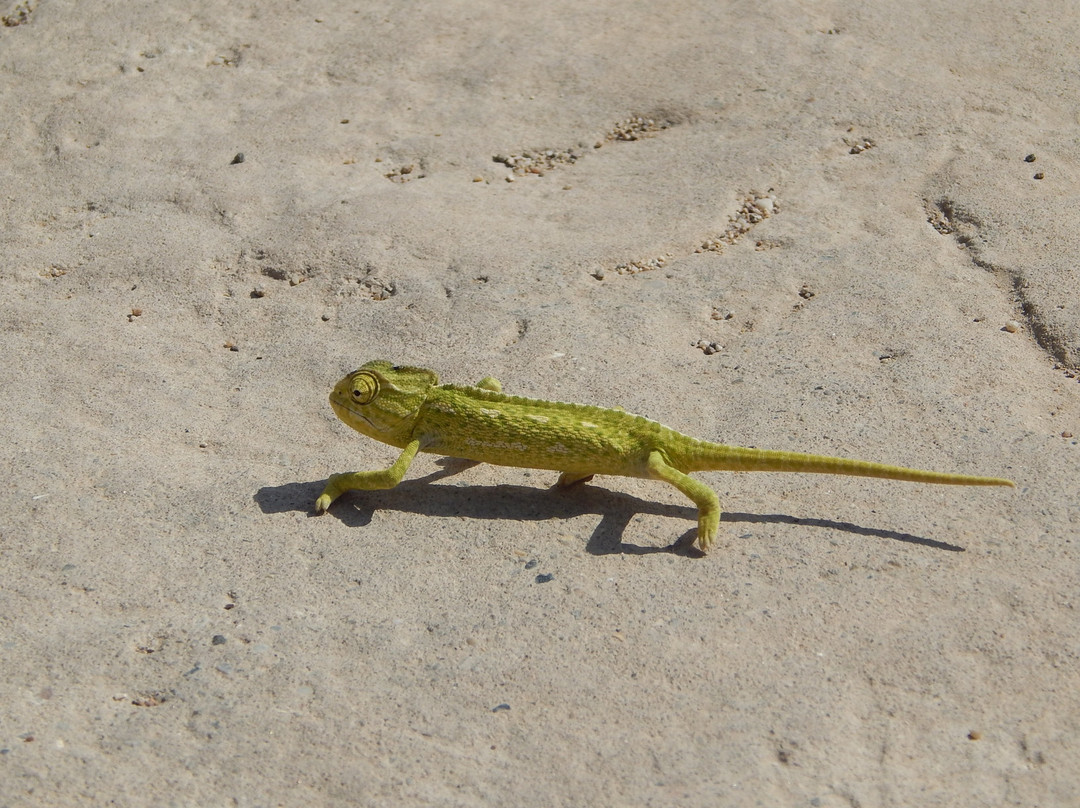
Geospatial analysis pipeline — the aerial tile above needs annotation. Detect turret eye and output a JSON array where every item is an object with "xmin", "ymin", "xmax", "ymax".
[{"xmin": 351, "ymin": 372, "xmax": 379, "ymax": 404}]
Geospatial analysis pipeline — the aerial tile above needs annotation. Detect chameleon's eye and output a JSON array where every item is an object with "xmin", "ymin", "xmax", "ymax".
[{"xmin": 351, "ymin": 372, "xmax": 379, "ymax": 404}]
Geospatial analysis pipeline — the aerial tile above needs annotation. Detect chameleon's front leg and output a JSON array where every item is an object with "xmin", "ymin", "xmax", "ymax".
[
  {"xmin": 646, "ymin": 450, "xmax": 721, "ymax": 552},
  {"xmin": 314, "ymin": 439, "xmax": 421, "ymax": 513}
]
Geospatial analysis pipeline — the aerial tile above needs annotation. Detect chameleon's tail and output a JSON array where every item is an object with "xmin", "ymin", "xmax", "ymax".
[{"xmin": 691, "ymin": 443, "xmax": 1015, "ymax": 487}]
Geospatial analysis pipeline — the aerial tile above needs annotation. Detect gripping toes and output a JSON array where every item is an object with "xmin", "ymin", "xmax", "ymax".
[
  {"xmin": 696, "ymin": 506, "xmax": 721, "ymax": 553},
  {"xmin": 314, "ymin": 473, "xmax": 348, "ymax": 513}
]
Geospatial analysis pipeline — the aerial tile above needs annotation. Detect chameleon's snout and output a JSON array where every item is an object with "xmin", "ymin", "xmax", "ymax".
[
  {"xmin": 328, "ymin": 378, "xmax": 358, "ymax": 411},
  {"xmin": 327, "ymin": 378, "xmax": 351, "ymax": 420}
]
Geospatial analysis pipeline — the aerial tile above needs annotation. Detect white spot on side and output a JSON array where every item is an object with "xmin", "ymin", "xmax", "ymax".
[
  {"xmin": 524, "ymin": 414, "xmax": 550, "ymax": 424},
  {"xmin": 465, "ymin": 437, "xmax": 529, "ymax": 452},
  {"xmin": 549, "ymin": 443, "xmax": 570, "ymax": 454},
  {"xmin": 430, "ymin": 402, "xmax": 455, "ymax": 414},
  {"xmin": 479, "ymin": 408, "xmax": 501, "ymax": 418},
  {"xmin": 580, "ymin": 421, "xmax": 600, "ymax": 429}
]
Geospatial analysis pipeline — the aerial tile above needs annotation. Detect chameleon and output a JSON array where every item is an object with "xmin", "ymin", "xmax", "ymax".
[{"xmin": 314, "ymin": 360, "xmax": 1014, "ymax": 552}]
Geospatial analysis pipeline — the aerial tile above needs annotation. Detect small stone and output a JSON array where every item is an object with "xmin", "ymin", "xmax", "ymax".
[
  {"xmin": 251, "ymin": 287, "xmax": 265, "ymax": 298},
  {"xmin": 230, "ymin": 153, "xmax": 245, "ymax": 165},
  {"xmin": 473, "ymin": 176, "xmax": 484, "ymax": 183},
  {"xmin": 1033, "ymin": 172, "xmax": 1044, "ymax": 180},
  {"xmin": 211, "ymin": 635, "xmax": 226, "ymax": 646},
  {"xmin": 1024, "ymin": 154, "xmax": 1036, "ymax": 162},
  {"xmin": 535, "ymin": 573, "xmax": 554, "ymax": 584},
  {"xmin": 1003, "ymin": 320, "xmax": 1021, "ymax": 333}
]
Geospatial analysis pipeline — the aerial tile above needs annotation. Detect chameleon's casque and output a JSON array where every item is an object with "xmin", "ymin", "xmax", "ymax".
[{"xmin": 315, "ymin": 360, "xmax": 1014, "ymax": 552}]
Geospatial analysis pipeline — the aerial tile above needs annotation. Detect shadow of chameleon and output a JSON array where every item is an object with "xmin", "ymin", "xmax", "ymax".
[{"xmin": 254, "ymin": 461, "xmax": 965, "ymax": 556}]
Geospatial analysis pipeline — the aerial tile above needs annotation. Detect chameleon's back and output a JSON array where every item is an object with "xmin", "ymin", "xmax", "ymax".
[{"xmin": 417, "ymin": 383, "xmax": 677, "ymax": 477}]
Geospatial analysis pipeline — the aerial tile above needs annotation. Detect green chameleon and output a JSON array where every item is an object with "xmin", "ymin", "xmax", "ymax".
[{"xmin": 314, "ymin": 360, "xmax": 1014, "ymax": 552}]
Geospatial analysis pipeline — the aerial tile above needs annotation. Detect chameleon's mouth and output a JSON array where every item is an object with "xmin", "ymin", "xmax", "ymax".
[{"xmin": 329, "ymin": 394, "xmax": 376, "ymax": 429}]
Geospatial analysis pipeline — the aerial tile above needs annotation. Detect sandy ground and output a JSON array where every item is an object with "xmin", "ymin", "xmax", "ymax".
[{"xmin": 2, "ymin": 1, "xmax": 1078, "ymax": 805}]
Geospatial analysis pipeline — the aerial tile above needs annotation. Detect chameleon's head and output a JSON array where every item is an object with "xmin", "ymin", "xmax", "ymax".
[{"xmin": 328, "ymin": 360, "xmax": 438, "ymax": 446}]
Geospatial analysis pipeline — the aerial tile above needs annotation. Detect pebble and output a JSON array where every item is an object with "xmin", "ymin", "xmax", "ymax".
[
  {"xmin": 1003, "ymin": 320, "xmax": 1021, "ymax": 333},
  {"xmin": 493, "ymin": 148, "xmax": 581, "ymax": 175},
  {"xmin": 697, "ymin": 191, "xmax": 778, "ymax": 252},
  {"xmin": 385, "ymin": 164, "xmax": 423, "ymax": 182},
  {"xmin": 606, "ymin": 116, "xmax": 671, "ymax": 141},
  {"xmin": 612, "ymin": 256, "xmax": 667, "ymax": 275}
]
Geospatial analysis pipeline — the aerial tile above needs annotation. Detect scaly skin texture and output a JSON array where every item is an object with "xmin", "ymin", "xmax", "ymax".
[{"xmin": 314, "ymin": 361, "xmax": 1015, "ymax": 552}]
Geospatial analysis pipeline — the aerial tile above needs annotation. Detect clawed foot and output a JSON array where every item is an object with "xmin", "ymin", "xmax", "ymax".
[
  {"xmin": 696, "ymin": 510, "xmax": 720, "ymax": 554},
  {"xmin": 556, "ymin": 472, "xmax": 595, "ymax": 488},
  {"xmin": 314, "ymin": 473, "xmax": 348, "ymax": 514}
]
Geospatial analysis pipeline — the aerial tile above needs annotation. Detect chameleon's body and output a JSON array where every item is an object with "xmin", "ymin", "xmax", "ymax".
[{"xmin": 315, "ymin": 361, "xmax": 1014, "ymax": 551}]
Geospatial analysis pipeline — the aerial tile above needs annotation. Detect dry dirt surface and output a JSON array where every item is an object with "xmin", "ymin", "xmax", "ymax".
[{"xmin": 2, "ymin": 1, "xmax": 1078, "ymax": 806}]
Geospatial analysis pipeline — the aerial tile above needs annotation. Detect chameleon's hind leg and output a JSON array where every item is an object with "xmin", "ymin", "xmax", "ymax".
[
  {"xmin": 556, "ymin": 471, "xmax": 595, "ymax": 488},
  {"xmin": 315, "ymin": 439, "xmax": 420, "ymax": 513},
  {"xmin": 646, "ymin": 450, "xmax": 721, "ymax": 552}
]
